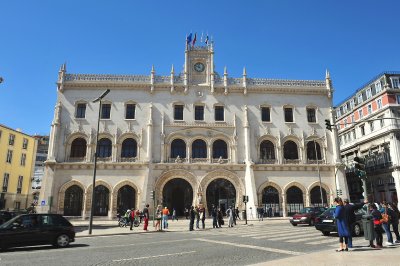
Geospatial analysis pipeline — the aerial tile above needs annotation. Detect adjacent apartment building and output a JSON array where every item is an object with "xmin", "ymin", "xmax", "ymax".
[
  {"xmin": 39, "ymin": 39, "xmax": 348, "ymax": 218},
  {"xmin": 0, "ymin": 124, "xmax": 37, "ymax": 210},
  {"xmin": 31, "ymin": 135, "xmax": 49, "ymax": 205},
  {"xmin": 335, "ymin": 72, "xmax": 400, "ymax": 204}
]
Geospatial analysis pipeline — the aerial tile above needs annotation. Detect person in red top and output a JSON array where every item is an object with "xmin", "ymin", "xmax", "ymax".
[
  {"xmin": 129, "ymin": 208, "xmax": 135, "ymax": 230},
  {"xmin": 162, "ymin": 207, "xmax": 170, "ymax": 229},
  {"xmin": 143, "ymin": 204, "xmax": 149, "ymax": 231}
]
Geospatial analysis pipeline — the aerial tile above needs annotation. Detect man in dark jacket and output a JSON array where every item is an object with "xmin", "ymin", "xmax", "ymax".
[
  {"xmin": 343, "ymin": 199, "xmax": 365, "ymax": 248},
  {"xmin": 211, "ymin": 205, "xmax": 218, "ymax": 228},
  {"xmin": 189, "ymin": 206, "xmax": 195, "ymax": 231}
]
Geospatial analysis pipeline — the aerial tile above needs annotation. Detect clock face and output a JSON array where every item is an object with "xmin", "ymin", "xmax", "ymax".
[{"xmin": 194, "ymin": 62, "xmax": 205, "ymax": 72}]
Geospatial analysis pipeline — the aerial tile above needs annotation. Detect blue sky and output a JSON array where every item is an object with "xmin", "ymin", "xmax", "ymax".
[{"xmin": 1, "ymin": 1, "xmax": 400, "ymax": 135}]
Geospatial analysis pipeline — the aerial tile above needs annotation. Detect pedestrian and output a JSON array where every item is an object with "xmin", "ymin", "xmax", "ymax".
[
  {"xmin": 226, "ymin": 206, "xmax": 234, "ymax": 227},
  {"xmin": 155, "ymin": 205, "xmax": 162, "ymax": 231},
  {"xmin": 388, "ymin": 202, "xmax": 400, "ymax": 243},
  {"xmin": 380, "ymin": 202, "xmax": 394, "ymax": 246},
  {"xmin": 142, "ymin": 204, "xmax": 149, "ymax": 231},
  {"xmin": 217, "ymin": 208, "xmax": 224, "ymax": 227},
  {"xmin": 232, "ymin": 207, "xmax": 237, "ymax": 225},
  {"xmin": 333, "ymin": 197, "xmax": 350, "ymax": 252},
  {"xmin": 185, "ymin": 207, "xmax": 189, "ymax": 219},
  {"xmin": 343, "ymin": 198, "xmax": 365, "ymax": 248},
  {"xmin": 189, "ymin": 206, "xmax": 195, "ymax": 231},
  {"xmin": 211, "ymin": 205, "xmax": 218, "ymax": 228},
  {"xmin": 268, "ymin": 207, "xmax": 273, "ymax": 217},
  {"xmin": 370, "ymin": 203, "xmax": 383, "ymax": 248},
  {"xmin": 258, "ymin": 207, "xmax": 264, "ymax": 221},
  {"xmin": 235, "ymin": 207, "xmax": 241, "ymax": 220},
  {"xmin": 200, "ymin": 205, "xmax": 206, "ymax": 229},
  {"xmin": 172, "ymin": 208, "xmax": 177, "ymax": 221},
  {"xmin": 195, "ymin": 206, "xmax": 200, "ymax": 229},
  {"xmin": 129, "ymin": 208, "xmax": 136, "ymax": 231},
  {"xmin": 162, "ymin": 207, "xmax": 170, "ymax": 229}
]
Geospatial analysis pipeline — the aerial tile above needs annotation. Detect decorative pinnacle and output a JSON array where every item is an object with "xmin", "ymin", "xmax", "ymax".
[
  {"xmin": 243, "ymin": 67, "xmax": 247, "ymax": 76},
  {"xmin": 224, "ymin": 66, "xmax": 227, "ymax": 75},
  {"xmin": 325, "ymin": 69, "xmax": 330, "ymax": 79},
  {"xmin": 171, "ymin": 64, "xmax": 174, "ymax": 74},
  {"xmin": 151, "ymin": 65, "xmax": 155, "ymax": 74}
]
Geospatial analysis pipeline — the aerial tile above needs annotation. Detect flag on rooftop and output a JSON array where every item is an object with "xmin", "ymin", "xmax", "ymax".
[
  {"xmin": 192, "ymin": 33, "xmax": 197, "ymax": 46},
  {"xmin": 186, "ymin": 33, "xmax": 192, "ymax": 45}
]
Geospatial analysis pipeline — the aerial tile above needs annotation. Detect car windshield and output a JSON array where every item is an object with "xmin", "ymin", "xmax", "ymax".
[
  {"xmin": 0, "ymin": 215, "xmax": 20, "ymax": 229},
  {"xmin": 321, "ymin": 207, "xmax": 335, "ymax": 216},
  {"xmin": 299, "ymin": 208, "xmax": 314, "ymax": 214}
]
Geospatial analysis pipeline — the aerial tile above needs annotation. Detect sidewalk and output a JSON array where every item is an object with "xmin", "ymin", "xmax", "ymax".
[
  {"xmin": 72, "ymin": 217, "xmax": 287, "ymax": 237},
  {"xmin": 252, "ymin": 245, "xmax": 400, "ymax": 266}
]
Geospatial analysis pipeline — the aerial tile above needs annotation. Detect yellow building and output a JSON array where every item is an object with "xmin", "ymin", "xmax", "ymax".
[{"xmin": 0, "ymin": 124, "xmax": 37, "ymax": 210}]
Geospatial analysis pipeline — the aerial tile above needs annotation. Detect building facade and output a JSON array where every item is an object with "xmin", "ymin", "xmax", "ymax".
[
  {"xmin": 335, "ymin": 72, "xmax": 400, "ymax": 204},
  {"xmin": 0, "ymin": 124, "xmax": 37, "ymax": 210},
  {"xmin": 40, "ymin": 41, "xmax": 348, "ymax": 218},
  {"xmin": 30, "ymin": 135, "xmax": 49, "ymax": 205}
]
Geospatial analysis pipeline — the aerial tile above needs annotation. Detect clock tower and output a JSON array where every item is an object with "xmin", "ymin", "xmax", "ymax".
[{"xmin": 184, "ymin": 42, "xmax": 214, "ymax": 87}]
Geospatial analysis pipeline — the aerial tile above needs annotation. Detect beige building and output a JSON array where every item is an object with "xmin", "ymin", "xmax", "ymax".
[
  {"xmin": 0, "ymin": 124, "xmax": 37, "ymax": 210},
  {"xmin": 39, "ymin": 40, "xmax": 348, "ymax": 218}
]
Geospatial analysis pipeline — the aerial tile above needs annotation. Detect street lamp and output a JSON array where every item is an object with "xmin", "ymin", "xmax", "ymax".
[
  {"xmin": 88, "ymin": 89, "xmax": 110, "ymax": 235},
  {"xmin": 312, "ymin": 139, "xmax": 324, "ymax": 207}
]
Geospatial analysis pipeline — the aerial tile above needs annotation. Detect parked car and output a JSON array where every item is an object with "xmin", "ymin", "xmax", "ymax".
[
  {"xmin": 289, "ymin": 207, "xmax": 327, "ymax": 226},
  {"xmin": 314, "ymin": 206, "xmax": 367, "ymax": 236},
  {"xmin": 0, "ymin": 214, "xmax": 75, "ymax": 250},
  {"xmin": 0, "ymin": 210, "xmax": 28, "ymax": 225}
]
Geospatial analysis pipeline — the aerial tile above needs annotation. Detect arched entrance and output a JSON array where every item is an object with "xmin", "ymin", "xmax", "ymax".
[
  {"xmin": 206, "ymin": 178, "xmax": 236, "ymax": 215},
  {"xmin": 310, "ymin": 186, "xmax": 327, "ymax": 207},
  {"xmin": 117, "ymin": 185, "xmax": 136, "ymax": 213},
  {"xmin": 261, "ymin": 186, "xmax": 281, "ymax": 217},
  {"xmin": 64, "ymin": 185, "xmax": 83, "ymax": 216},
  {"xmin": 286, "ymin": 186, "xmax": 304, "ymax": 216},
  {"xmin": 162, "ymin": 178, "xmax": 193, "ymax": 216},
  {"xmin": 94, "ymin": 185, "xmax": 109, "ymax": 216}
]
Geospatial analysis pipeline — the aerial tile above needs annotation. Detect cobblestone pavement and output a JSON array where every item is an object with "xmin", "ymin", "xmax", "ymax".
[{"xmin": 1, "ymin": 219, "xmax": 400, "ymax": 266}]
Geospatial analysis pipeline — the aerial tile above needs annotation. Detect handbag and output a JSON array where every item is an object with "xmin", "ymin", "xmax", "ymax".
[{"xmin": 380, "ymin": 213, "xmax": 389, "ymax": 223}]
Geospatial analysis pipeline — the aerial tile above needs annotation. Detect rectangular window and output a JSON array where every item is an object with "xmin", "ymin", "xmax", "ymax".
[
  {"xmin": 366, "ymin": 88, "xmax": 372, "ymax": 99},
  {"xmin": 76, "ymin": 103, "xmax": 86, "ymax": 118},
  {"xmin": 357, "ymin": 94, "xmax": 363, "ymax": 104},
  {"xmin": 360, "ymin": 125, "xmax": 365, "ymax": 136},
  {"xmin": 343, "ymin": 105, "xmax": 348, "ymax": 114},
  {"xmin": 367, "ymin": 104, "xmax": 372, "ymax": 115},
  {"xmin": 379, "ymin": 116, "xmax": 384, "ymax": 127},
  {"xmin": 215, "ymin": 106, "xmax": 224, "ymax": 121},
  {"xmin": 350, "ymin": 99, "xmax": 355, "ymax": 109},
  {"xmin": 375, "ymin": 81, "xmax": 382, "ymax": 93},
  {"xmin": 9, "ymin": 134, "xmax": 15, "ymax": 145},
  {"xmin": 358, "ymin": 109, "xmax": 363, "ymax": 119},
  {"xmin": 377, "ymin": 98, "xmax": 382, "ymax": 109},
  {"xmin": 284, "ymin": 107, "xmax": 294, "ymax": 122},
  {"xmin": 17, "ymin": 176, "xmax": 23, "ymax": 194},
  {"xmin": 101, "ymin": 103, "xmax": 111, "ymax": 119},
  {"xmin": 174, "ymin": 105, "xmax": 184, "ymax": 120},
  {"xmin": 391, "ymin": 78, "xmax": 400, "ymax": 89},
  {"xmin": 22, "ymin": 138, "xmax": 28, "ymax": 149},
  {"xmin": 2, "ymin": 173, "xmax": 9, "ymax": 192},
  {"xmin": 370, "ymin": 121, "xmax": 374, "ymax": 132},
  {"xmin": 195, "ymin": 106, "xmax": 204, "ymax": 121},
  {"xmin": 261, "ymin": 107, "xmax": 271, "ymax": 122},
  {"xmin": 351, "ymin": 114, "xmax": 355, "ymax": 124},
  {"xmin": 336, "ymin": 109, "xmax": 341, "ymax": 118},
  {"xmin": 20, "ymin": 153, "xmax": 26, "ymax": 166},
  {"xmin": 307, "ymin": 108, "xmax": 316, "ymax": 123},
  {"xmin": 6, "ymin": 150, "xmax": 12, "ymax": 163},
  {"xmin": 125, "ymin": 104, "xmax": 136, "ymax": 119}
]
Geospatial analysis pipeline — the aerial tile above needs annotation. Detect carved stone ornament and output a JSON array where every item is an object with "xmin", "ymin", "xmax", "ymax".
[{"xmin": 175, "ymin": 155, "xmax": 183, "ymax": 163}]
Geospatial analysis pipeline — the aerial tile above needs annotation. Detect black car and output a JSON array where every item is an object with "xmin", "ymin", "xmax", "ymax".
[
  {"xmin": 0, "ymin": 214, "xmax": 75, "ymax": 250},
  {"xmin": 314, "ymin": 206, "xmax": 367, "ymax": 236},
  {"xmin": 0, "ymin": 210, "xmax": 27, "ymax": 225}
]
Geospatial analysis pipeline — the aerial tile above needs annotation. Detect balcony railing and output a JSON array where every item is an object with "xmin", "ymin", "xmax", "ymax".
[
  {"xmin": 283, "ymin": 159, "xmax": 301, "ymax": 164},
  {"xmin": 97, "ymin": 157, "xmax": 112, "ymax": 162},
  {"xmin": 118, "ymin": 157, "xmax": 138, "ymax": 163},
  {"xmin": 307, "ymin": 159, "xmax": 326, "ymax": 164},
  {"xmin": 257, "ymin": 159, "xmax": 277, "ymax": 164},
  {"xmin": 211, "ymin": 158, "xmax": 229, "ymax": 164},
  {"xmin": 67, "ymin": 157, "xmax": 86, "ymax": 162}
]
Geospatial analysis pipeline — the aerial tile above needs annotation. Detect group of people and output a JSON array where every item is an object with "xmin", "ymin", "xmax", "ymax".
[
  {"xmin": 333, "ymin": 197, "xmax": 400, "ymax": 251},
  {"xmin": 119, "ymin": 204, "xmax": 150, "ymax": 231},
  {"xmin": 209, "ymin": 205, "xmax": 241, "ymax": 229}
]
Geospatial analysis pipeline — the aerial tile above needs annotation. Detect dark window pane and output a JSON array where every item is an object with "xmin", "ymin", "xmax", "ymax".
[
  {"xmin": 283, "ymin": 141, "xmax": 298, "ymax": 159},
  {"xmin": 215, "ymin": 106, "xmax": 224, "ymax": 121},
  {"xmin": 121, "ymin": 138, "xmax": 137, "ymax": 157},
  {"xmin": 174, "ymin": 105, "xmax": 184, "ymax": 120},
  {"xmin": 261, "ymin": 107, "xmax": 270, "ymax": 122},
  {"xmin": 284, "ymin": 108, "xmax": 293, "ymax": 122},
  {"xmin": 212, "ymin": 140, "xmax": 227, "ymax": 159},
  {"xmin": 260, "ymin": 140, "xmax": 275, "ymax": 159},
  {"xmin": 171, "ymin": 139, "xmax": 186, "ymax": 158},
  {"xmin": 97, "ymin": 138, "xmax": 112, "ymax": 158},
  {"xmin": 307, "ymin": 108, "xmax": 316, "ymax": 123},
  {"xmin": 126, "ymin": 104, "xmax": 136, "ymax": 119},
  {"xmin": 307, "ymin": 141, "xmax": 322, "ymax": 160},
  {"xmin": 70, "ymin": 138, "xmax": 87, "ymax": 157},
  {"xmin": 195, "ymin": 106, "xmax": 204, "ymax": 121},
  {"xmin": 101, "ymin": 104, "xmax": 111, "ymax": 119},
  {"xmin": 76, "ymin": 103, "xmax": 86, "ymax": 118},
  {"xmin": 192, "ymin": 139, "xmax": 207, "ymax": 158}
]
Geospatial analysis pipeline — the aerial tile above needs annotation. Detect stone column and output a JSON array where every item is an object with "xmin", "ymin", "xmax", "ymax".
[{"xmin": 147, "ymin": 104, "xmax": 153, "ymax": 163}]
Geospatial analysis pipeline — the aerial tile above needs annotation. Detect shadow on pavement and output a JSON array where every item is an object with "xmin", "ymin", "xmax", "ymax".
[{"xmin": 0, "ymin": 244, "xmax": 90, "ymax": 253}]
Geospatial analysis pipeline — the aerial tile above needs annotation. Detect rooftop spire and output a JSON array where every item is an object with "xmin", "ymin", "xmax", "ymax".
[
  {"xmin": 243, "ymin": 67, "xmax": 247, "ymax": 76},
  {"xmin": 325, "ymin": 69, "xmax": 330, "ymax": 79},
  {"xmin": 171, "ymin": 64, "xmax": 174, "ymax": 74}
]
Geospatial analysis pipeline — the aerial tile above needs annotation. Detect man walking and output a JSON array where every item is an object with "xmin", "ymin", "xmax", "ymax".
[
  {"xmin": 189, "ymin": 206, "xmax": 195, "ymax": 231},
  {"xmin": 143, "ymin": 204, "xmax": 149, "ymax": 231},
  {"xmin": 211, "ymin": 205, "xmax": 218, "ymax": 228},
  {"xmin": 235, "ymin": 207, "xmax": 240, "ymax": 220},
  {"xmin": 227, "ymin": 206, "xmax": 234, "ymax": 227},
  {"xmin": 343, "ymin": 198, "xmax": 365, "ymax": 248}
]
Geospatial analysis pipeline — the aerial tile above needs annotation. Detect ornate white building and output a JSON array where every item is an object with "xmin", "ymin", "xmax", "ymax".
[{"xmin": 39, "ymin": 40, "xmax": 348, "ymax": 218}]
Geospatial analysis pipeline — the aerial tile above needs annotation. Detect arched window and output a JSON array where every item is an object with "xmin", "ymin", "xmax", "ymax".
[
  {"xmin": 121, "ymin": 138, "xmax": 137, "ymax": 158},
  {"xmin": 171, "ymin": 139, "xmax": 186, "ymax": 158},
  {"xmin": 260, "ymin": 140, "xmax": 275, "ymax": 160},
  {"xmin": 283, "ymin": 141, "xmax": 298, "ymax": 159},
  {"xmin": 212, "ymin": 140, "xmax": 227, "ymax": 159},
  {"xmin": 192, "ymin": 139, "xmax": 207, "ymax": 158},
  {"xmin": 97, "ymin": 138, "xmax": 112, "ymax": 158},
  {"xmin": 307, "ymin": 141, "xmax": 322, "ymax": 160},
  {"xmin": 70, "ymin": 138, "xmax": 87, "ymax": 158}
]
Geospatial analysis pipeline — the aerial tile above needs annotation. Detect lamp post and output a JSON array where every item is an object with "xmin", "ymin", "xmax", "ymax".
[
  {"xmin": 88, "ymin": 89, "xmax": 110, "ymax": 235},
  {"xmin": 313, "ymin": 140, "xmax": 324, "ymax": 207}
]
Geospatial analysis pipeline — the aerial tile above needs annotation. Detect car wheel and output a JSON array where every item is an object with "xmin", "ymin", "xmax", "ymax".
[
  {"xmin": 54, "ymin": 234, "xmax": 70, "ymax": 248},
  {"xmin": 322, "ymin": 231, "xmax": 330, "ymax": 236},
  {"xmin": 353, "ymin": 223, "xmax": 361, "ymax": 237},
  {"xmin": 291, "ymin": 223, "xmax": 297, "ymax": 226}
]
